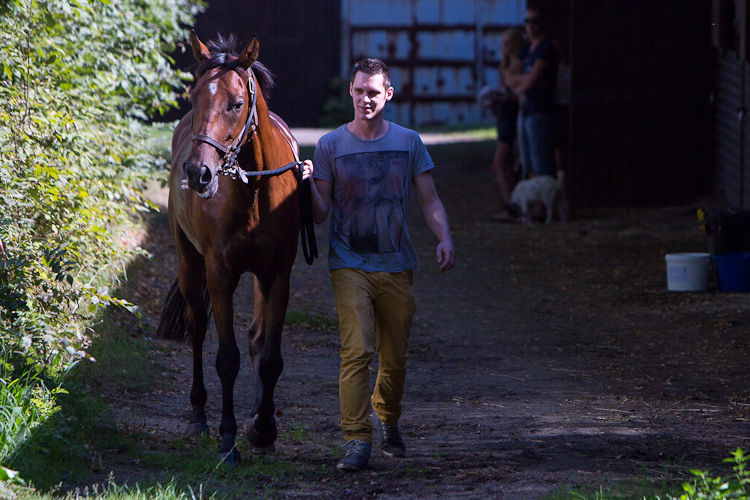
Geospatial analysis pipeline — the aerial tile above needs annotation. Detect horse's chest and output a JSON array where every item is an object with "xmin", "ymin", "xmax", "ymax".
[{"xmin": 222, "ymin": 229, "xmax": 276, "ymax": 271}]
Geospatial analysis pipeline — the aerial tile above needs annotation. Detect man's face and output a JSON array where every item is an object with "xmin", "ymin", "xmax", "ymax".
[
  {"xmin": 349, "ymin": 71, "xmax": 393, "ymax": 121},
  {"xmin": 524, "ymin": 9, "xmax": 542, "ymax": 38}
]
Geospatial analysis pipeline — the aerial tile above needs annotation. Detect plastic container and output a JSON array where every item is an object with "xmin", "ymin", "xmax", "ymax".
[
  {"xmin": 713, "ymin": 252, "xmax": 750, "ymax": 292},
  {"xmin": 665, "ymin": 253, "xmax": 710, "ymax": 292}
]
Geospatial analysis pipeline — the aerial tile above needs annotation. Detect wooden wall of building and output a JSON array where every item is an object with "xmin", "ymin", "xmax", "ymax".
[
  {"xmin": 169, "ymin": 0, "xmax": 340, "ymax": 127},
  {"xmin": 568, "ymin": 0, "xmax": 714, "ymax": 207}
]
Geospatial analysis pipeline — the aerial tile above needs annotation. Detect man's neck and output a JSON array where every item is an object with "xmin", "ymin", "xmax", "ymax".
[
  {"xmin": 347, "ymin": 118, "xmax": 390, "ymax": 141},
  {"xmin": 530, "ymin": 34, "xmax": 546, "ymax": 49}
]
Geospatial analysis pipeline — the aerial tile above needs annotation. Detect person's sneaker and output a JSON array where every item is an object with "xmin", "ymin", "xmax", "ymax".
[
  {"xmin": 372, "ymin": 414, "xmax": 406, "ymax": 458},
  {"xmin": 336, "ymin": 439, "xmax": 371, "ymax": 472}
]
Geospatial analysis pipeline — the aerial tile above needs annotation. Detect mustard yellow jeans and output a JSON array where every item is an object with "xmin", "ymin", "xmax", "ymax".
[{"xmin": 330, "ymin": 268, "xmax": 416, "ymax": 443}]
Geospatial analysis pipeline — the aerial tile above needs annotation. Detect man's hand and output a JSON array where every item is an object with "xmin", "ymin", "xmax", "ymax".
[
  {"xmin": 296, "ymin": 159, "xmax": 314, "ymax": 180},
  {"xmin": 436, "ymin": 239, "xmax": 455, "ymax": 272}
]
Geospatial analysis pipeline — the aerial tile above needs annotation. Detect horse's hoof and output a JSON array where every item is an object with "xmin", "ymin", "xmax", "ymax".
[
  {"xmin": 185, "ymin": 422, "xmax": 210, "ymax": 437},
  {"xmin": 250, "ymin": 442, "xmax": 276, "ymax": 455},
  {"xmin": 216, "ymin": 449, "xmax": 241, "ymax": 466},
  {"xmin": 246, "ymin": 414, "xmax": 277, "ymax": 450}
]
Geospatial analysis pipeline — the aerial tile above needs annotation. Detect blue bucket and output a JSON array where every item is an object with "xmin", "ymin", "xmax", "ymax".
[{"xmin": 713, "ymin": 252, "xmax": 750, "ymax": 292}]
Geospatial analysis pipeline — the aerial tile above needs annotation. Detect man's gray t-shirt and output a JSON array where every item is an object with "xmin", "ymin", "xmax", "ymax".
[{"xmin": 313, "ymin": 122, "xmax": 434, "ymax": 273}]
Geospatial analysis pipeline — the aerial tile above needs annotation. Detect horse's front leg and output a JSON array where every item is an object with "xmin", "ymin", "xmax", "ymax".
[
  {"xmin": 206, "ymin": 262, "xmax": 241, "ymax": 463},
  {"xmin": 247, "ymin": 271, "xmax": 290, "ymax": 452},
  {"xmin": 174, "ymin": 233, "xmax": 210, "ymax": 438}
]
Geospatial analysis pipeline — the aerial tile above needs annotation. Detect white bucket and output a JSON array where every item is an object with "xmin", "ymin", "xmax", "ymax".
[{"xmin": 665, "ymin": 253, "xmax": 710, "ymax": 292}]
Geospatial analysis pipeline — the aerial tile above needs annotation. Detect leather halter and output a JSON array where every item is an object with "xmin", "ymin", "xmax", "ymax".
[{"xmin": 190, "ymin": 69, "xmax": 259, "ymax": 182}]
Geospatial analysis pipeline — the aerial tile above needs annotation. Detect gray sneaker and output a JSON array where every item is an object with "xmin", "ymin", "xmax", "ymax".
[
  {"xmin": 336, "ymin": 439, "xmax": 371, "ymax": 472},
  {"xmin": 372, "ymin": 414, "xmax": 406, "ymax": 458}
]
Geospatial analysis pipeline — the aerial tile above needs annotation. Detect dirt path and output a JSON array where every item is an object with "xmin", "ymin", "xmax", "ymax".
[{"xmin": 115, "ymin": 139, "xmax": 750, "ymax": 499}]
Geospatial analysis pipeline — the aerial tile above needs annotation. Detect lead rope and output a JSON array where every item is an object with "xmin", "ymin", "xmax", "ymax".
[{"xmin": 270, "ymin": 115, "xmax": 318, "ymax": 266}]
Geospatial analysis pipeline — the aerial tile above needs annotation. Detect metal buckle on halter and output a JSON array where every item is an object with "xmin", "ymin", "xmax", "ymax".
[{"xmin": 218, "ymin": 156, "xmax": 251, "ymax": 183}]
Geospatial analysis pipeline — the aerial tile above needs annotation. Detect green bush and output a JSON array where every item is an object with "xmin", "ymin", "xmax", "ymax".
[
  {"xmin": 560, "ymin": 449, "xmax": 750, "ymax": 500},
  {"xmin": 318, "ymin": 76, "xmax": 353, "ymax": 128},
  {"xmin": 673, "ymin": 449, "xmax": 750, "ymax": 500},
  {"xmin": 0, "ymin": 0, "xmax": 202, "ymax": 481}
]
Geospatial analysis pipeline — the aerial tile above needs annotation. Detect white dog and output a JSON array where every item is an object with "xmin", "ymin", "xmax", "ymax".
[{"xmin": 509, "ymin": 170, "xmax": 565, "ymax": 224}]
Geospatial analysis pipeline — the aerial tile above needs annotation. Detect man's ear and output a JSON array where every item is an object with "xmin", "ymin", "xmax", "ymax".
[
  {"xmin": 238, "ymin": 35, "xmax": 260, "ymax": 69},
  {"xmin": 349, "ymin": 81, "xmax": 354, "ymax": 96},
  {"xmin": 385, "ymin": 86, "xmax": 394, "ymax": 101},
  {"xmin": 190, "ymin": 31, "xmax": 210, "ymax": 63}
]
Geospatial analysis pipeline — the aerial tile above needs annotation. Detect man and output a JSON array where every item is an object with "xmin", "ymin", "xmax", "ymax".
[
  {"xmin": 299, "ymin": 58, "xmax": 455, "ymax": 472},
  {"xmin": 502, "ymin": 4, "xmax": 559, "ymax": 178}
]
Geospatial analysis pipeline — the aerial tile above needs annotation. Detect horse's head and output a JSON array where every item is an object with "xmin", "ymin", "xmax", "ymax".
[{"xmin": 183, "ymin": 32, "xmax": 259, "ymax": 198}]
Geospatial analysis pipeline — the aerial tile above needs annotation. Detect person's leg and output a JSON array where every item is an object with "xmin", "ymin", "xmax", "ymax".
[
  {"xmin": 331, "ymin": 268, "xmax": 376, "ymax": 443},
  {"xmin": 492, "ymin": 105, "xmax": 519, "ymax": 205},
  {"xmin": 517, "ymin": 113, "xmax": 531, "ymax": 179},
  {"xmin": 490, "ymin": 140, "xmax": 517, "ymax": 221},
  {"xmin": 522, "ymin": 113, "xmax": 556, "ymax": 220},
  {"xmin": 526, "ymin": 113, "xmax": 555, "ymax": 177},
  {"xmin": 491, "ymin": 140, "xmax": 514, "ymax": 203},
  {"xmin": 370, "ymin": 270, "xmax": 416, "ymax": 425}
]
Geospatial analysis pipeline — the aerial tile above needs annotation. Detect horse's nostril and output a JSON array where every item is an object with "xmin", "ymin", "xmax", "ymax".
[{"xmin": 199, "ymin": 166, "xmax": 212, "ymax": 186}]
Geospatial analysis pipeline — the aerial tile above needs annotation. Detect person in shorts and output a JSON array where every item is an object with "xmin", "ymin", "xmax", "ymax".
[{"xmin": 489, "ymin": 28, "xmax": 524, "ymax": 222}]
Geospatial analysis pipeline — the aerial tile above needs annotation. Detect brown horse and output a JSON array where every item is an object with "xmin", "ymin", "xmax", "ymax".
[{"xmin": 157, "ymin": 32, "xmax": 314, "ymax": 463}]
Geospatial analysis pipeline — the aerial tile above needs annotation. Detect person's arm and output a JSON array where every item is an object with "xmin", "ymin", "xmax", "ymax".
[
  {"xmin": 414, "ymin": 171, "xmax": 455, "ymax": 272},
  {"xmin": 498, "ymin": 57, "xmax": 522, "ymax": 88},
  {"xmin": 503, "ymin": 57, "xmax": 549, "ymax": 94},
  {"xmin": 498, "ymin": 57, "xmax": 523, "ymax": 100},
  {"xmin": 300, "ymin": 159, "xmax": 332, "ymax": 224}
]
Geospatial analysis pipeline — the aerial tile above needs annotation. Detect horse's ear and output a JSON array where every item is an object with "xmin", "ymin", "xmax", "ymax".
[
  {"xmin": 238, "ymin": 35, "xmax": 260, "ymax": 69},
  {"xmin": 190, "ymin": 31, "xmax": 210, "ymax": 63}
]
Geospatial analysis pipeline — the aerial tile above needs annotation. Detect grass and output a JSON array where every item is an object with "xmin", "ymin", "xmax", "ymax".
[
  {"xmin": 5, "ymin": 301, "xmax": 342, "ymax": 499},
  {"xmin": 283, "ymin": 310, "xmax": 337, "ymax": 330},
  {"xmin": 14, "ymin": 480, "xmax": 217, "ymax": 500},
  {"xmin": 7, "ymin": 324, "xmax": 312, "ymax": 499},
  {"xmin": 7, "ymin": 310, "xmax": 173, "ymax": 491},
  {"xmin": 80, "ymin": 310, "xmax": 173, "ymax": 395},
  {"xmin": 543, "ymin": 482, "xmax": 678, "ymax": 500},
  {"xmin": 415, "ymin": 124, "xmax": 496, "ymax": 135},
  {"xmin": 143, "ymin": 122, "xmax": 176, "ymax": 157},
  {"xmin": 542, "ymin": 448, "xmax": 750, "ymax": 500},
  {"xmin": 425, "ymin": 138, "xmax": 495, "ymax": 169},
  {"xmin": 280, "ymin": 421, "xmax": 310, "ymax": 443}
]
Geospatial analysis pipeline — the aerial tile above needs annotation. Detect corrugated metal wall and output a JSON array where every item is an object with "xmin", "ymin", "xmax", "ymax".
[{"xmin": 341, "ymin": 0, "xmax": 526, "ymax": 127}]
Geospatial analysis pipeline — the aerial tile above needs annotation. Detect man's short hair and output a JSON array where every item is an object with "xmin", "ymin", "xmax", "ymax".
[
  {"xmin": 351, "ymin": 58, "xmax": 392, "ymax": 89},
  {"xmin": 526, "ymin": 4, "xmax": 547, "ymax": 19}
]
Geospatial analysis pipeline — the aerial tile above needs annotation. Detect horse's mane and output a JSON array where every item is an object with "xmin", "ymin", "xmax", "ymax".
[{"xmin": 195, "ymin": 34, "xmax": 275, "ymax": 99}]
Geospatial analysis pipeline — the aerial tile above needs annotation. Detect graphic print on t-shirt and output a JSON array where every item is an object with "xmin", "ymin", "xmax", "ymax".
[{"xmin": 333, "ymin": 150, "xmax": 407, "ymax": 254}]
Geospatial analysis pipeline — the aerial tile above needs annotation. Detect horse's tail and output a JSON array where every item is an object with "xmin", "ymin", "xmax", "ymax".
[{"xmin": 156, "ymin": 279, "xmax": 211, "ymax": 341}]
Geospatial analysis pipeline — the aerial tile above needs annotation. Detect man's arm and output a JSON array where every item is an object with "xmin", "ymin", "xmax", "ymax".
[
  {"xmin": 499, "ymin": 57, "xmax": 523, "ymax": 89},
  {"xmin": 414, "ymin": 171, "xmax": 455, "ymax": 272},
  {"xmin": 503, "ymin": 58, "xmax": 549, "ymax": 93},
  {"xmin": 301, "ymin": 159, "xmax": 332, "ymax": 224}
]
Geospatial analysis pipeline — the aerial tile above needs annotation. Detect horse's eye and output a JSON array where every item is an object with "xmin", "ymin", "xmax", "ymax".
[{"xmin": 231, "ymin": 102, "xmax": 244, "ymax": 111}]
